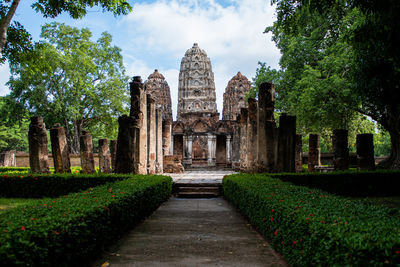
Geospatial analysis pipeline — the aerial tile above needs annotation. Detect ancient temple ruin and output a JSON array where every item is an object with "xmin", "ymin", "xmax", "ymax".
[{"xmin": 171, "ymin": 43, "xmax": 250, "ymax": 168}]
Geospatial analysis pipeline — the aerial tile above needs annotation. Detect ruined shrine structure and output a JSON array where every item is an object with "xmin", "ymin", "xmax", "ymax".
[{"xmin": 171, "ymin": 43, "xmax": 251, "ymax": 168}]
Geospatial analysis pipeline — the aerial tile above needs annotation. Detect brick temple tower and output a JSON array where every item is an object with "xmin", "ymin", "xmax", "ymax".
[{"xmin": 222, "ymin": 72, "xmax": 252, "ymax": 121}]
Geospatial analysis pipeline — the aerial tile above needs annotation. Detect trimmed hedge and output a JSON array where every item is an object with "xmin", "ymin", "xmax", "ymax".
[
  {"xmin": 270, "ymin": 170, "xmax": 400, "ymax": 197},
  {"xmin": 0, "ymin": 167, "xmax": 30, "ymax": 173},
  {"xmin": 0, "ymin": 173, "xmax": 129, "ymax": 198},
  {"xmin": 0, "ymin": 175, "xmax": 172, "ymax": 266},
  {"xmin": 223, "ymin": 174, "xmax": 400, "ymax": 266}
]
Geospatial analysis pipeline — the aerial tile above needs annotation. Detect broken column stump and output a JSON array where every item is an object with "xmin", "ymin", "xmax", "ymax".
[
  {"xmin": 130, "ymin": 76, "xmax": 147, "ymax": 174},
  {"xmin": 162, "ymin": 119, "xmax": 172, "ymax": 156},
  {"xmin": 115, "ymin": 115, "xmax": 139, "ymax": 174},
  {"xmin": 239, "ymin": 108, "xmax": 248, "ymax": 172},
  {"xmin": 98, "ymin": 139, "xmax": 111, "ymax": 173},
  {"xmin": 156, "ymin": 107, "xmax": 163, "ymax": 173},
  {"xmin": 0, "ymin": 151, "xmax": 16, "ymax": 167},
  {"xmin": 80, "ymin": 130, "xmax": 96, "ymax": 174},
  {"xmin": 257, "ymin": 82, "xmax": 275, "ymax": 172},
  {"xmin": 356, "ymin": 133, "xmax": 375, "ymax": 170},
  {"xmin": 295, "ymin": 134, "xmax": 303, "ymax": 172},
  {"xmin": 147, "ymin": 95, "xmax": 156, "ymax": 174},
  {"xmin": 332, "ymin": 129, "xmax": 349, "ymax": 171},
  {"xmin": 110, "ymin": 140, "xmax": 117, "ymax": 171},
  {"xmin": 50, "ymin": 123, "xmax": 71, "ymax": 173},
  {"xmin": 308, "ymin": 134, "xmax": 321, "ymax": 172},
  {"xmin": 277, "ymin": 114, "xmax": 296, "ymax": 173},
  {"xmin": 246, "ymin": 98, "xmax": 258, "ymax": 172},
  {"xmin": 28, "ymin": 116, "xmax": 50, "ymax": 173}
]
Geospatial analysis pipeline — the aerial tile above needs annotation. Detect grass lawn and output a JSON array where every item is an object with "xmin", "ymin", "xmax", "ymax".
[
  {"xmin": 353, "ymin": 196, "xmax": 400, "ymax": 209},
  {"xmin": 0, "ymin": 198, "xmax": 41, "ymax": 212}
]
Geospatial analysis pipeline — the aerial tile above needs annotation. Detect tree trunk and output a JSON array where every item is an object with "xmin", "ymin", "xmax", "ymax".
[
  {"xmin": 72, "ymin": 120, "xmax": 83, "ymax": 154},
  {"xmin": 0, "ymin": 0, "xmax": 21, "ymax": 53},
  {"xmin": 378, "ymin": 114, "xmax": 400, "ymax": 169}
]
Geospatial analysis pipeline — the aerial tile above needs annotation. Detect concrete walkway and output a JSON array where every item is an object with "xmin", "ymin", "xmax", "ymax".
[{"xmin": 93, "ymin": 197, "xmax": 288, "ymax": 266}]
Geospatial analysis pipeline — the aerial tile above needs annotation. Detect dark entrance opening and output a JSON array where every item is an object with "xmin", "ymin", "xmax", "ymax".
[
  {"xmin": 216, "ymin": 135, "xmax": 227, "ymax": 167},
  {"xmin": 173, "ymin": 135, "xmax": 183, "ymax": 156}
]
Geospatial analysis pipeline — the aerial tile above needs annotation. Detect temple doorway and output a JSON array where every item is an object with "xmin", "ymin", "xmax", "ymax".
[{"xmin": 216, "ymin": 135, "xmax": 227, "ymax": 166}]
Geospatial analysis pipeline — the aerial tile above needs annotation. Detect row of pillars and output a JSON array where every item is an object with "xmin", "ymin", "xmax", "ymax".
[
  {"xmin": 238, "ymin": 82, "xmax": 298, "ymax": 173},
  {"xmin": 114, "ymin": 76, "xmax": 171, "ymax": 174},
  {"xmin": 28, "ymin": 117, "xmax": 117, "ymax": 173},
  {"xmin": 28, "ymin": 77, "xmax": 172, "ymax": 174},
  {"xmin": 309, "ymin": 131, "xmax": 375, "ymax": 171},
  {"xmin": 237, "ymin": 82, "xmax": 376, "ymax": 173}
]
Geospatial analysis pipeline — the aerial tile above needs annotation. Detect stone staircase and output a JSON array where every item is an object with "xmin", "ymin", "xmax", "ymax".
[
  {"xmin": 174, "ymin": 182, "xmax": 222, "ymax": 198},
  {"xmin": 169, "ymin": 170, "xmax": 235, "ymax": 198}
]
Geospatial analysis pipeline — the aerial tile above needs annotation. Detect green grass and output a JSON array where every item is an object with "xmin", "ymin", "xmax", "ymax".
[
  {"xmin": 353, "ymin": 196, "xmax": 400, "ymax": 209},
  {"xmin": 0, "ymin": 198, "xmax": 42, "ymax": 212}
]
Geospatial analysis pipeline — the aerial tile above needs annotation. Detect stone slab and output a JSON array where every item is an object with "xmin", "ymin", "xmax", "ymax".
[{"xmin": 92, "ymin": 198, "xmax": 288, "ymax": 267}]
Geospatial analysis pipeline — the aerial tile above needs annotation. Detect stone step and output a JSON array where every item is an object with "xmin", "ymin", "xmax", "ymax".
[
  {"xmin": 179, "ymin": 186, "xmax": 220, "ymax": 193},
  {"xmin": 177, "ymin": 191, "xmax": 220, "ymax": 198},
  {"xmin": 175, "ymin": 182, "xmax": 222, "ymax": 188}
]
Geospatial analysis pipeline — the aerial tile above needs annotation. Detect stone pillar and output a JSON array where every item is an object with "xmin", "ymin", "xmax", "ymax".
[
  {"xmin": 156, "ymin": 107, "xmax": 163, "ymax": 173},
  {"xmin": 257, "ymin": 82, "xmax": 275, "ymax": 172},
  {"xmin": 207, "ymin": 133, "xmax": 216, "ymax": 166},
  {"xmin": 356, "ymin": 133, "xmax": 375, "ymax": 170},
  {"xmin": 226, "ymin": 134, "xmax": 232, "ymax": 164},
  {"xmin": 115, "ymin": 115, "xmax": 138, "ymax": 173},
  {"xmin": 239, "ymin": 108, "xmax": 248, "ymax": 172},
  {"xmin": 295, "ymin": 134, "xmax": 303, "ymax": 172},
  {"xmin": 277, "ymin": 114, "xmax": 296, "ymax": 173},
  {"xmin": 265, "ymin": 121, "xmax": 278, "ymax": 173},
  {"xmin": 28, "ymin": 116, "xmax": 50, "ymax": 173},
  {"xmin": 247, "ymin": 98, "xmax": 258, "ymax": 172},
  {"xmin": 162, "ymin": 119, "xmax": 172, "ymax": 156},
  {"xmin": 231, "ymin": 123, "xmax": 241, "ymax": 171},
  {"xmin": 332, "ymin": 129, "xmax": 349, "ymax": 170},
  {"xmin": 110, "ymin": 140, "xmax": 117, "ymax": 171},
  {"xmin": 147, "ymin": 95, "xmax": 156, "ymax": 174},
  {"xmin": 50, "ymin": 123, "xmax": 71, "ymax": 173},
  {"xmin": 0, "ymin": 151, "xmax": 16, "ymax": 167},
  {"xmin": 308, "ymin": 134, "xmax": 321, "ymax": 172},
  {"xmin": 80, "ymin": 130, "xmax": 95, "ymax": 174},
  {"xmin": 98, "ymin": 139, "xmax": 111, "ymax": 173},
  {"xmin": 130, "ymin": 76, "xmax": 147, "ymax": 174}
]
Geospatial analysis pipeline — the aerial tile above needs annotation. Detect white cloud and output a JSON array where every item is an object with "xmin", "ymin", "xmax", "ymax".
[{"xmin": 122, "ymin": 0, "xmax": 280, "ymax": 119}]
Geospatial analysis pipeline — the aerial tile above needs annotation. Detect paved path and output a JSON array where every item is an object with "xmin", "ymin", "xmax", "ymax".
[
  {"xmin": 169, "ymin": 170, "xmax": 235, "ymax": 184},
  {"xmin": 93, "ymin": 197, "xmax": 288, "ymax": 267}
]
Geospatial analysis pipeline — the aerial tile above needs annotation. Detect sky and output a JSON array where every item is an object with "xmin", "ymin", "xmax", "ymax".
[{"xmin": 0, "ymin": 0, "xmax": 281, "ymax": 119}]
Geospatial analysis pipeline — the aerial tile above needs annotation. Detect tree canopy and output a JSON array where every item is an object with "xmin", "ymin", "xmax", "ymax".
[
  {"xmin": 7, "ymin": 22, "xmax": 129, "ymax": 153},
  {"xmin": 0, "ymin": 0, "xmax": 132, "ymax": 63},
  {"xmin": 253, "ymin": 0, "xmax": 398, "ymax": 167}
]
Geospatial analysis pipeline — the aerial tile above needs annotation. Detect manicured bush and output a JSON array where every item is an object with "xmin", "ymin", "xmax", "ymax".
[
  {"xmin": 0, "ymin": 167, "xmax": 30, "ymax": 173},
  {"xmin": 0, "ymin": 175, "xmax": 172, "ymax": 266},
  {"xmin": 269, "ymin": 170, "xmax": 400, "ymax": 197},
  {"xmin": 0, "ymin": 173, "xmax": 129, "ymax": 198},
  {"xmin": 223, "ymin": 174, "xmax": 400, "ymax": 266}
]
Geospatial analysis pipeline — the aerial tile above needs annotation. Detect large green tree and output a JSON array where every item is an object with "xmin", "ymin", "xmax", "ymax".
[
  {"xmin": 264, "ymin": 0, "xmax": 398, "ymax": 168},
  {"xmin": 8, "ymin": 22, "xmax": 129, "ymax": 153},
  {"xmin": 0, "ymin": 0, "xmax": 132, "ymax": 63}
]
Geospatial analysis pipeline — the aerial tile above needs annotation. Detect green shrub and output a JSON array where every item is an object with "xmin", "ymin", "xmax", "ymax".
[
  {"xmin": 269, "ymin": 170, "xmax": 400, "ymax": 197},
  {"xmin": 0, "ymin": 173, "xmax": 129, "ymax": 198},
  {"xmin": 0, "ymin": 175, "xmax": 172, "ymax": 266},
  {"xmin": 223, "ymin": 174, "xmax": 400, "ymax": 266},
  {"xmin": 0, "ymin": 167, "xmax": 30, "ymax": 173}
]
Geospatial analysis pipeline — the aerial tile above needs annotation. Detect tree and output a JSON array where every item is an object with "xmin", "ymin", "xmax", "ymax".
[
  {"xmin": 0, "ymin": 0, "xmax": 132, "ymax": 62},
  {"xmin": 0, "ymin": 96, "xmax": 29, "ymax": 152},
  {"xmin": 267, "ymin": 0, "xmax": 398, "ymax": 168},
  {"xmin": 8, "ymin": 22, "xmax": 129, "ymax": 153}
]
